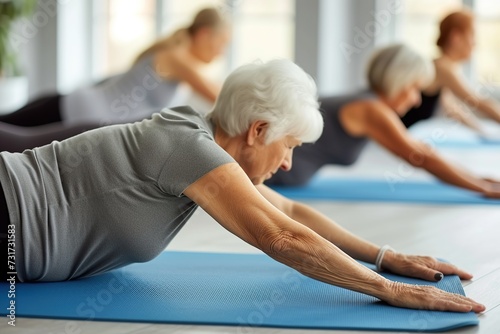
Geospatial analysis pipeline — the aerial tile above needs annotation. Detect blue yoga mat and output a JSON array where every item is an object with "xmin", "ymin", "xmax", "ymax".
[
  {"xmin": 1, "ymin": 251, "xmax": 478, "ymax": 331},
  {"xmin": 426, "ymin": 137, "xmax": 500, "ymax": 148},
  {"xmin": 271, "ymin": 177, "xmax": 500, "ymax": 205}
]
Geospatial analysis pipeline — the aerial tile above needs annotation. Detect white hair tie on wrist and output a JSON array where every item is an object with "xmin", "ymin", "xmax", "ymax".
[{"xmin": 375, "ymin": 245, "xmax": 395, "ymax": 272}]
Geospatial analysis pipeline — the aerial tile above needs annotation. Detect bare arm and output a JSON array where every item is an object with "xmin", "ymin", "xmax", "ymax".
[
  {"xmin": 256, "ymin": 184, "xmax": 379, "ymax": 264},
  {"xmin": 358, "ymin": 102, "xmax": 498, "ymax": 196},
  {"xmin": 440, "ymin": 65, "xmax": 500, "ymax": 123},
  {"xmin": 184, "ymin": 163, "xmax": 484, "ymax": 312},
  {"xmin": 157, "ymin": 53, "xmax": 220, "ymax": 102},
  {"xmin": 185, "ymin": 164, "xmax": 387, "ymax": 298},
  {"xmin": 256, "ymin": 184, "xmax": 473, "ymax": 282},
  {"xmin": 439, "ymin": 88, "xmax": 483, "ymax": 133}
]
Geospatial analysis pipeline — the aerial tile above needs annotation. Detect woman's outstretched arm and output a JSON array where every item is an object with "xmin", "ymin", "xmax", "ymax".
[
  {"xmin": 439, "ymin": 63, "xmax": 500, "ymax": 123},
  {"xmin": 256, "ymin": 184, "xmax": 473, "ymax": 282},
  {"xmin": 184, "ymin": 163, "xmax": 485, "ymax": 313},
  {"xmin": 439, "ymin": 88, "xmax": 483, "ymax": 133},
  {"xmin": 358, "ymin": 101, "xmax": 500, "ymax": 198},
  {"xmin": 155, "ymin": 52, "xmax": 220, "ymax": 103}
]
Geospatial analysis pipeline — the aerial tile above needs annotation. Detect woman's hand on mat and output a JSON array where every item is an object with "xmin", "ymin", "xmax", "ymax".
[
  {"xmin": 384, "ymin": 281, "xmax": 486, "ymax": 313},
  {"xmin": 481, "ymin": 178, "xmax": 500, "ymax": 198},
  {"xmin": 382, "ymin": 252, "xmax": 473, "ymax": 281}
]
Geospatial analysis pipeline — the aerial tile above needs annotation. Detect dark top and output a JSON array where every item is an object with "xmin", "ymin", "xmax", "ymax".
[
  {"xmin": 266, "ymin": 91, "xmax": 375, "ymax": 186},
  {"xmin": 400, "ymin": 91, "xmax": 441, "ymax": 128}
]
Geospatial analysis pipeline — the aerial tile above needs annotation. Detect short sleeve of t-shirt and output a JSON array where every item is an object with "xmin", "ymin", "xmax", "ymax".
[{"xmin": 157, "ymin": 115, "xmax": 235, "ymax": 197}]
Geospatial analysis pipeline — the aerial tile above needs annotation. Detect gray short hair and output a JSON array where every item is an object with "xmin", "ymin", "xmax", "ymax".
[
  {"xmin": 207, "ymin": 59, "xmax": 323, "ymax": 144},
  {"xmin": 367, "ymin": 44, "xmax": 435, "ymax": 98}
]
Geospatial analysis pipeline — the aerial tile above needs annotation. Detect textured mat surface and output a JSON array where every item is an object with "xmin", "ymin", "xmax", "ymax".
[
  {"xmin": 272, "ymin": 177, "xmax": 500, "ymax": 205},
  {"xmin": 0, "ymin": 251, "xmax": 478, "ymax": 331}
]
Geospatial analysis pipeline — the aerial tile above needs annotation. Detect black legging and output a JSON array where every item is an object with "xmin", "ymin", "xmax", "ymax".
[
  {"xmin": 1, "ymin": 180, "xmax": 13, "ymax": 281},
  {"xmin": 0, "ymin": 94, "xmax": 103, "ymax": 152},
  {"xmin": 0, "ymin": 94, "xmax": 63, "ymax": 126},
  {"xmin": 0, "ymin": 121, "xmax": 102, "ymax": 152}
]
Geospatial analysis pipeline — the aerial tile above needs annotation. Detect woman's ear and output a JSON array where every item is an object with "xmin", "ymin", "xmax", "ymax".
[
  {"xmin": 246, "ymin": 120, "xmax": 269, "ymax": 146},
  {"xmin": 193, "ymin": 26, "xmax": 213, "ymax": 43}
]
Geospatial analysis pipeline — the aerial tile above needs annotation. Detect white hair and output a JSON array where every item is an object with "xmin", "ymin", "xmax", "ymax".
[
  {"xmin": 367, "ymin": 44, "xmax": 435, "ymax": 98},
  {"xmin": 207, "ymin": 59, "xmax": 323, "ymax": 144}
]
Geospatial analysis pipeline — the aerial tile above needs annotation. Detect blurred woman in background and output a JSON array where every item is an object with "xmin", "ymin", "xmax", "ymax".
[
  {"xmin": 401, "ymin": 9, "xmax": 500, "ymax": 131},
  {"xmin": 0, "ymin": 7, "xmax": 230, "ymax": 152},
  {"xmin": 267, "ymin": 44, "xmax": 500, "ymax": 198}
]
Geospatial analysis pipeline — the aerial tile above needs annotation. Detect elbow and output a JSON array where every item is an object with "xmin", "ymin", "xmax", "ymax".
[
  {"xmin": 260, "ymin": 229, "xmax": 297, "ymax": 258},
  {"xmin": 406, "ymin": 152, "xmax": 429, "ymax": 168},
  {"xmin": 404, "ymin": 145, "xmax": 434, "ymax": 169}
]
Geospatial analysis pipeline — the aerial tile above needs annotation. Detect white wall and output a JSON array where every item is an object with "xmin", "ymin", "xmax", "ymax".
[
  {"xmin": 294, "ymin": 0, "xmax": 320, "ymax": 86},
  {"xmin": 17, "ymin": 0, "xmax": 406, "ymax": 99},
  {"xmin": 15, "ymin": 0, "xmax": 93, "ymax": 99},
  {"xmin": 317, "ymin": 0, "xmax": 352, "ymax": 95},
  {"xmin": 16, "ymin": 0, "xmax": 59, "ymax": 98},
  {"xmin": 295, "ymin": 0, "xmax": 403, "ymax": 96},
  {"xmin": 57, "ymin": 0, "xmax": 93, "ymax": 94}
]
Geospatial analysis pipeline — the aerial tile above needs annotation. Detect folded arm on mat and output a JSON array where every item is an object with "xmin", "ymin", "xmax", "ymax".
[{"xmin": 184, "ymin": 163, "xmax": 485, "ymax": 313}]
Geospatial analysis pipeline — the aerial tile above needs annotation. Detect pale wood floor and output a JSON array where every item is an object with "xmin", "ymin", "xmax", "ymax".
[{"xmin": 2, "ymin": 130, "xmax": 499, "ymax": 334}]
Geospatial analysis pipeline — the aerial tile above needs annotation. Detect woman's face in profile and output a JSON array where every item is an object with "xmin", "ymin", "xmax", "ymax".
[
  {"xmin": 460, "ymin": 27, "xmax": 476, "ymax": 60},
  {"xmin": 452, "ymin": 25, "xmax": 476, "ymax": 61},
  {"xmin": 207, "ymin": 27, "xmax": 231, "ymax": 60},
  {"xmin": 239, "ymin": 133, "xmax": 300, "ymax": 185},
  {"xmin": 194, "ymin": 26, "xmax": 231, "ymax": 63}
]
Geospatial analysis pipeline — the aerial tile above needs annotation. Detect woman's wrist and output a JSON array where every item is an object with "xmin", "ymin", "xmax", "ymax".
[
  {"xmin": 375, "ymin": 245, "xmax": 395, "ymax": 271},
  {"xmin": 348, "ymin": 271, "xmax": 393, "ymax": 301},
  {"xmin": 461, "ymin": 176, "xmax": 490, "ymax": 195},
  {"xmin": 492, "ymin": 109, "xmax": 500, "ymax": 123}
]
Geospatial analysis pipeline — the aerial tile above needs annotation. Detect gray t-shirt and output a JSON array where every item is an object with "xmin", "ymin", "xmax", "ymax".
[
  {"xmin": 0, "ymin": 106, "xmax": 235, "ymax": 282},
  {"xmin": 61, "ymin": 55, "xmax": 182, "ymax": 125}
]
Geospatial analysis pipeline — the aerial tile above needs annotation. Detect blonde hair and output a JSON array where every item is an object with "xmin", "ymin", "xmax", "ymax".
[
  {"xmin": 437, "ymin": 9, "xmax": 474, "ymax": 49},
  {"xmin": 134, "ymin": 8, "xmax": 226, "ymax": 64},
  {"xmin": 208, "ymin": 59, "xmax": 323, "ymax": 144},
  {"xmin": 367, "ymin": 44, "xmax": 435, "ymax": 98}
]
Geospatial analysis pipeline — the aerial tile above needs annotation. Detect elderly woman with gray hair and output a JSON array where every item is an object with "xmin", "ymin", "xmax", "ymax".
[
  {"xmin": 267, "ymin": 44, "xmax": 500, "ymax": 198},
  {"xmin": 0, "ymin": 59, "xmax": 484, "ymax": 313}
]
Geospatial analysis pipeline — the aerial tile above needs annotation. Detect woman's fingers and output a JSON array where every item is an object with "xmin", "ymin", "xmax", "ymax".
[
  {"xmin": 430, "ymin": 290, "xmax": 485, "ymax": 313},
  {"xmin": 383, "ymin": 254, "xmax": 435, "ymax": 281},
  {"xmin": 382, "ymin": 255, "xmax": 484, "ymax": 313},
  {"xmin": 483, "ymin": 177, "xmax": 500, "ymax": 185},
  {"xmin": 434, "ymin": 261, "xmax": 473, "ymax": 280},
  {"xmin": 386, "ymin": 254, "xmax": 474, "ymax": 281},
  {"xmin": 387, "ymin": 283, "xmax": 486, "ymax": 313},
  {"xmin": 431, "ymin": 290, "xmax": 483, "ymax": 313},
  {"xmin": 483, "ymin": 190, "xmax": 500, "ymax": 199},
  {"xmin": 482, "ymin": 180, "xmax": 500, "ymax": 198},
  {"xmin": 406, "ymin": 264, "xmax": 444, "ymax": 282}
]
